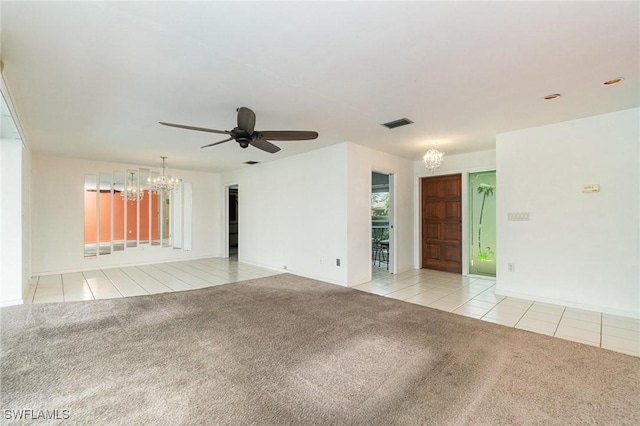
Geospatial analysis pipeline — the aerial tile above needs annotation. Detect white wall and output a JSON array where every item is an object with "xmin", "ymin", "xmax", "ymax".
[
  {"xmin": 220, "ymin": 142, "xmax": 415, "ymax": 287},
  {"xmin": 496, "ymin": 108, "xmax": 639, "ymax": 318},
  {"xmin": 21, "ymin": 143, "xmax": 31, "ymax": 300},
  {"xmin": 0, "ymin": 138, "xmax": 24, "ymax": 305},
  {"xmin": 1, "ymin": 141, "xmax": 4, "ymax": 301},
  {"xmin": 413, "ymin": 149, "xmax": 497, "ymax": 272},
  {"xmin": 1, "ymin": 74, "xmax": 31, "ymax": 306},
  {"xmin": 31, "ymin": 155, "xmax": 221, "ymax": 275},
  {"xmin": 221, "ymin": 144, "xmax": 349, "ymax": 285},
  {"xmin": 346, "ymin": 143, "xmax": 415, "ymax": 285}
]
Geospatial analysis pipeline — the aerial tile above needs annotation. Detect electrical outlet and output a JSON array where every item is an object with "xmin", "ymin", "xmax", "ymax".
[
  {"xmin": 320, "ymin": 257, "xmax": 323, "ymax": 264},
  {"xmin": 336, "ymin": 258, "xmax": 340, "ymax": 266},
  {"xmin": 283, "ymin": 265, "xmax": 287, "ymax": 270},
  {"xmin": 508, "ymin": 263, "xmax": 515, "ymax": 272}
]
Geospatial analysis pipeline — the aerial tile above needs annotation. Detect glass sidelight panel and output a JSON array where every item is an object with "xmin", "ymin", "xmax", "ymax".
[
  {"xmin": 112, "ymin": 172, "xmax": 125, "ymax": 251},
  {"xmin": 469, "ymin": 171, "xmax": 496, "ymax": 277},
  {"xmin": 139, "ymin": 168, "xmax": 151, "ymax": 245},
  {"xmin": 148, "ymin": 171, "xmax": 160, "ymax": 246},
  {"xmin": 98, "ymin": 173, "xmax": 112, "ymax": 255},
  {"xmin": 84, "ymin": 175, "xmax": 98, "ymax": 257},
  {"xmin": 126, "ymin": 169, "xmax": 138, "ymax": 248},
  {"xmin": 162, "ymin": 190, "xmax": 171, "ymax": 247},
  {"xmin": 183, "ymin": 182, "xmax": 193, "ymax": 251},
  {"xmin": 172, "ymin": 183, "xmax": 183, "ymax": 249}
]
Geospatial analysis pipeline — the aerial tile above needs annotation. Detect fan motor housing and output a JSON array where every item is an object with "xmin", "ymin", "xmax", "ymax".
[{"xmin": 236, "ymin": 138, "xmax": 251, "ymax": 148}]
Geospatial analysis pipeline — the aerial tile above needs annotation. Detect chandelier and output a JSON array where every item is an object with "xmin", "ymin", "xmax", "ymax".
[
  {"xmin": 148, "ymin": 156, "xmax": 180, "ymax": 193},
  {"xmin": 121, "ymin": 172, "xmax": 144, "ymax": 202},
  {"xmin": 422, "ymin": 148, "xmax": 444, "ymax": 173}
]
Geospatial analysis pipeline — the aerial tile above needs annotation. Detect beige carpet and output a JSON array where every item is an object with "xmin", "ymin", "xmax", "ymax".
[{"xmin": 2, "ymin": 274, "xmax": 639, "ymax": 425}]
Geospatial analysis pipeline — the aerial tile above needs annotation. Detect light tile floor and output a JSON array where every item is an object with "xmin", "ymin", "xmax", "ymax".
[
  {"xmin": 25, "ymin": 259, "xmax": 639, "ymax": 358},
  {"xmin": 26, "ymin": 258, "xmax": 280, "ymax": 305},
  {"xmin": 363, "ymin": 265, "xmax": 640, "ymax": 357}
]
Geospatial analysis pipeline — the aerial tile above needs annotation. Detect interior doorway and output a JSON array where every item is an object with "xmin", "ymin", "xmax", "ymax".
[
  {"xmin": 421, "ymin": 174, "xmax": 462, "ymax": 273},
  {"xmin": 371, "ymin": 171, "xmax": 394, "ymax": 276},
  {"xmin": 228, "ymin": 185, "xmax": 238, "ymax": 258}
]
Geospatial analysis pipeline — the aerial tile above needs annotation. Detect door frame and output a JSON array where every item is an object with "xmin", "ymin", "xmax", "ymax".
[
  {"xmin": 371, "ymin": 169, "xmax": 396, "ymax": 275},
  {"xmin": 416, "ymin": 168, "xmax": 496, "ymax": 277},
  {"xmin": 222, "ymin": 183, "xmax": 239, "ymax": 258},
  {"xmin": 466, "ymin": 169, "xmax": 497, "ymax": 279},
  {"xmin": 420, "ymin": 173, "xmax": 463, "ymax": 273}
]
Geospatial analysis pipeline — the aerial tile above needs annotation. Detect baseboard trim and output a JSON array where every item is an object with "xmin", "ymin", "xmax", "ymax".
[
  {"xmin": 239, "ymin": 259, "xmax": 347, "ymax": 287},
  {"xmin": 393, "ymin": 265, "xmax": 416, "ymax": 275},
  {"xmin": 32, "ymin": 254, "xmax": 220, "ymax": 277},
  {"xmin": 495, "ymin": 288, "xmax": 640, "ymax": 319},
  {"xmin": 1, "ymin": 298, "xmax": 24, "ymax": 307},
  {"xmin": 468, "ymin": 274, "xmax": 496, "ymax": 281}
]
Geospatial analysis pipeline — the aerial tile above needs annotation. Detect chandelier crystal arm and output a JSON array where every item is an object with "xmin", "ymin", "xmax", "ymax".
[
  {"xmin": 422, "ymin": 148, "xmax": 444, "ymax": 173},
  {"xmin": 148, "ymin": 156, "xmax": 180, "ymax": 193},
  {"xmin": 121, "ymin": 171, "xmax": 144, "ymax": 201}
]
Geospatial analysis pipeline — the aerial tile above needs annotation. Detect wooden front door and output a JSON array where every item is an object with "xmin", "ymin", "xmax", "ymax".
[{"xmin": 421, "ymin": 174, "xmax": 462, "ymax": 273}]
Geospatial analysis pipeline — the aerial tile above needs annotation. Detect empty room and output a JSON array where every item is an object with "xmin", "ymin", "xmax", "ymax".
[{"xmin": 1, "ymin": 1, "xmax": 638, "ymax": 424}]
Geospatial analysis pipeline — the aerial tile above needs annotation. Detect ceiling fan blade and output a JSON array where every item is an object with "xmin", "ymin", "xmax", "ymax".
[
  {"xmin": 159, "ymin": 122, "xmax": 230, "ymax": 135},
  {"xmin": 237, "ymin": 107, "xmax": 256, "ymax": 134},
  {"xmin": 201, "ymin": 137, "xmax": 234, "ymax": 149},
  {"xmin": 257, "ymin": 130, "xmax": 318, "ymax": 141},
  {"xmin": 250, "ymin": 139, "xmax": 281, "ymax": 153}
]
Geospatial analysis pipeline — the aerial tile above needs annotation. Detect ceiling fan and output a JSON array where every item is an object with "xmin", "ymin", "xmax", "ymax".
[{"xmin": 159, "ymin": 107, "xmax": 318, "ymax": 153}]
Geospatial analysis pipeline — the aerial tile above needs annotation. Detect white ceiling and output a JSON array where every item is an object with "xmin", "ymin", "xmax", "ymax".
[{"xmin": 1, "ymin": 1, "xmax": 638, "ymax": 172}]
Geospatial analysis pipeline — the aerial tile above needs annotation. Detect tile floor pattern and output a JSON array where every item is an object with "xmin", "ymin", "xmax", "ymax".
[
  {"xmin": 364, "ymin": 265, "xmax": 639, "ymax": 358},
  {"xmin": 25, "ymin": 258, "xmax": 280, "ymax": 305},
  {"xmin": 25, "ymin": 259, "xmax": 638, "ymax": 358}
]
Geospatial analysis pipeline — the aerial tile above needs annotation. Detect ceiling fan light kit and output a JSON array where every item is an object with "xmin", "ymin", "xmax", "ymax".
[{"xmin": 160, "ymin": 107, "xmax": 318, "ymax": 154}]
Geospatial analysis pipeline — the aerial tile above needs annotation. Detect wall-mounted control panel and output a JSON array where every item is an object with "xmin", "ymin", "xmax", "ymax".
[
  {"xmin": 507, "ymin": 212, "xmax": 530, "ymax": 221},
  {"xmin": 582, "ymin": 184, "xmax": 600, "ymax": 193}
]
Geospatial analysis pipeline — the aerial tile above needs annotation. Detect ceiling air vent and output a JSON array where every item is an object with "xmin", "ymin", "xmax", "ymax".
[
  {"xmin": 244, "ymin": 161, "xmax": 259, "ymax": 165},
  {"xmin": 381, "ymin": 118, "xmax": 413, "ymax": 129}
]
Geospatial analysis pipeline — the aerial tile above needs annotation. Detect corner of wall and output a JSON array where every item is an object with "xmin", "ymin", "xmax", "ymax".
[{"xmin": 22, "ymin": 141, "xmax": 32, "ymax": 301}]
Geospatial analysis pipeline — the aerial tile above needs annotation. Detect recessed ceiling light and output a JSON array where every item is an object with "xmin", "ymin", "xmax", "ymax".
[
  {"xmin": 543, "ymin": 93, "xmax": 561, "ymax": 100},
  {"xmin": 603, "ymin": 77, "xmax": 624, "ymax": 86}
]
